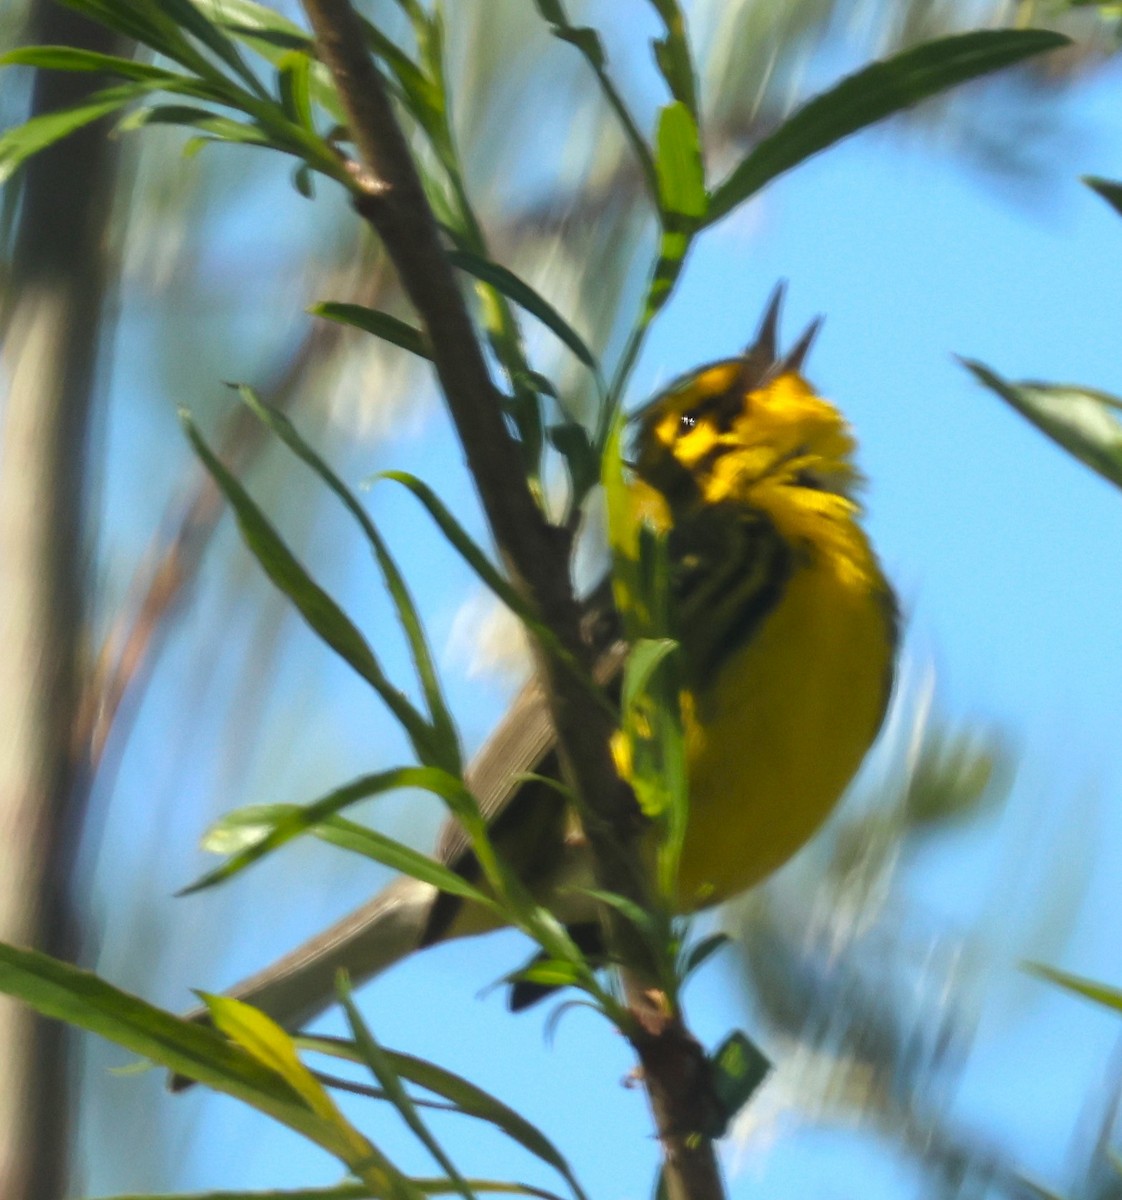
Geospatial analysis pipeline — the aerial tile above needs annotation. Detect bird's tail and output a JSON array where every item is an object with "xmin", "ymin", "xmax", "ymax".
[{"xmin": 170, "ymin": 875, "xmax": 436, "ymax": 1091}]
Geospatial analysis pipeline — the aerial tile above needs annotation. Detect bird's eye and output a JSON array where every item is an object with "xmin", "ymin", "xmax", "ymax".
[{"xmin": 679, "ymin": 412, "xmax": 699, "ymax": 433}]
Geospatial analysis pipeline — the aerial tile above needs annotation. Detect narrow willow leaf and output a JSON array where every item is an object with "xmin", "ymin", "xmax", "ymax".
[
  {"xmin": 202, "ymin": 802, "xmax": 495, "ymax": 907},
  {"xmin": 310, "ymin": 302, "xmax": 432, "ymax": 360},
  {"xmin": 387, "ymin": 1059, "xmax": 589, "ymax": 1200},
  {"xmin": 377, "ymin": 472, "xmax": 610, "ymax": 722},
  {"xmin": 568, "ymin": 887, "xmax": 663, "ymax": 949},
  {"xmin": 646, "ymin": 0, "xmax": 697, "ymax": 119},
  {"xmin": 120, "ymin": 104, "xmax": 275, "ymax": 147},
  {"xmin": 547, "ymin": 422, "xmax": 599, "ymax": 513},
  {"xmin": 153, "ymin": 0, "xmax": 268, "ymax": 98},
  {"xmin": 610, "ymin": 523, "xmax": 687, "ymax": 896},
  {"xmin": 191, "ymin": 0, "xmax": 346, "ymax": 125},
  {"xmin": 293, "ymin": 161, "xmax": 315, "ymax": 198},
  {"xmin": 961, "ymin": 360, "xmax": 1122, "ymax": 491},
  {"xmin": 531, "ymin": 0, "xmax": 657, "ymax": 198},
  {"xmin": 620, "ymin": 637, "xmax": 678, "ymax": 713},
  {"xmin": 278, "ymin": 50, "xmax": 314, "ymax": 132},
  {"xmin": 707, "ymin": 29, "xmax": 1069, "ymax": 225},
  {"xmin": 361, "ymin": 17, "xmax": 445, "ymax": 151},
  {"xmin": 339, "ymin": 983, "xmax": 477, "ymax": 1200},
  {"xmin": 564, "ymin": 887, "xmax": 672, "ymax": 985},
  {"xmin": 517, "ymin": 369, "xmax": 560, "ymax": 400},
  {"xmin": 708, "ymin": 1031, "xmax": 771, "ymax": 1133},
  {"xmin": 644, "ymin": 227, "xmax": 690, "ymax": 325},
  {"xmin": 0, "ymin": 45, "xmax": 173, "ymax": 80},
  {"xmin": 506, "ymin": 961, "xmax": 586, "ymax": 990},
  {"xmin": 0, "ymin": 83, "xmax": 143, "ymax": 184},
  {"xmin": 681, "ymin": 932, "xmax": 729, "ymax": 979},
  {"xmin": 87, "ymin": 1183, "xmax": 577, "ymax": 1200},
  {"xmin": 1027, "ymin": 963, "xmax": 1122, "ymax": 1013},
  {"xmin": 191, "ymin": 1018, "xmax": 445, "ymax": 1200},
  {"xmin": 179, "ymin": 767, "xmax": 493, "ymax": 904},
  {"xmin": 206, "ymin": 996, "xmax": 377, "ymax": 1167},
  {"xmin": 447, "ymin": 250, "xmax": 597, "ymax": 370},
  {"xmin": 192, "ymin": 0, "xmax": 311, "ymax": 45},
  {"xmin": 0, "ymin": 942, "xmax": 325, "ymax": 1116},
  {"xmin": 182, "ymin": 412, "xmax": 440, "ymax": 761},
  {"xmin": 1084, "ymin": 174, "xmax": 1122, "ymax": 218},
  {"xmin": 52, "ymin": 0, "xmax": 193, "ymax": 60},
  {"xmin": 654, "ymin": 100, "xmax": 706, "ymax": 222},
  {"xmin": 373, "ymin": 472, "xmax": 553, "ymax": 658},
  {"xmin": 233, "ymin": 387, "xmax": 460, "ymax": 772},
  {"xmin": 302, "ymin": 1039, "xmax": 590, "ymax": 1200}
]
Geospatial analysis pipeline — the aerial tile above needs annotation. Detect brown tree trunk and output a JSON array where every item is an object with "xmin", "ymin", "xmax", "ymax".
[{"xmin": 0, "ymin": 6, "xmax": 123, "ymax": 1197}]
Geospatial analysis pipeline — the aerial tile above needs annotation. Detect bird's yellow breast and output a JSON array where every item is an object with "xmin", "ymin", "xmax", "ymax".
[{"xmin": 675, "ymin": 500, "xmax": 894, "ymax": 908}]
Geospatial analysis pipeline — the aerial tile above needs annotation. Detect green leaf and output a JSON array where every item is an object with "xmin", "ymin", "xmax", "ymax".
[
  {"xmin": 293, "ymin": 161, "xmax": 315, "ymax": 198},
  {"xmin": 1084, "ymin": 174, "xmax": 1122, "ymax": 218},
  {"xmin": 529, "ymin": 0, "xmax": 657, "ymax": 201},
  {"xmin": 302, "ymin": 1036, "xmax": 590, "ymax": 1200},
  {"xmin": 706, "ymin": 29, "xmax": 1070, "ymax": 226},
  {"xmin": 0, "ymin": 82, "xmax": 142, "ymax": 184},
  {"xmin": 568, "ymin": 887, "xmax": 662, "ymax": 952},
  {"xmin": 232, "ymin": 387, "xmax": 461, "ymax": 773},
  {"xmin": 654, "ymin": 100, "xmax": 706, "ymax": 222},
  {"xmin": 0, "ymin": 45, "xmax": 174, "ymax": 81},
  {"xmin": 620, "ymin": 637, "xmax": 678, "ymax": 713},
  {"xmin": 278, "ymin": 50, "xmax": 314, "ymax": 132},
  {"xmin": 180, "ymin": 768, "xmax": 493, "ymax": 902},
  {"xmin": 52, "ymin": 0, "xmax": 196, "ymax": 62},
  {"xmin": 339, "ymin": 981, "xmax": 477, "ymax": 1200},
  {"xmin": 610, "ymin": 523, "xmax": 688, "ymax": 900},
  {"xmin": 447, "ymin": 250, "xmax": 598, "ymax": 370},
  {"xmin": 387, "ymin": 1053, "xmax": 588, "ymax": 1200},
  {"xmin": 1026, "ymin": 963, "xmax": 1122, "ymax": 1013},
  {"xmin": 645, "ymin": 102, "xmax": 706, "ymax": 322},
  {"xmin": 681, "ymin": 932, "xmax": 729, "ymax": 979},
  {"xmin": 708, "ymin": 1031, "xmax": 771, "ymax": 1135},
  {"xmin": 515, "ymin": 369, "xmax": 560, "ymax": 401},
  {"xmin": 361, "ymin": 18, "xmax": 446, "ymax": 154},
  {"xmin": 149, "ymin": 0, "xmax": 268, "ymax": 98},
  {"xmin": 181, "ymin": 412, "xmax": 441, "ymax": 762},
  {"xmin": 310, "ymin": 302, "xmax": 433, "ymax": 360},
  {"xmin": 202, "ymin": 803, "xmax": 494, "ymax": 907},
  {"xmin": 0, "ymin": 941, "xmax": 329, "ymax": 1119},
  {"xmin": 190, "ymin": 0, "xmax": 346, "ymax": 125},
  {"xmin": 646, "ymin": 0, "xmax": 697, "ymax": 119},
  {"xmin": 192, "ymin": 0, "xmax": 312, "ymax": 47},
  {"xmin": 644, "ymin": 228, "xmax": 690, "ymax": 325},
  {"xmin": 554, "ymin": 24, "xmax": 605, "ymax": 69},
  {"xmin": 120, "ymin": 104, "xmax": 275, "ymax": 147},
  {"xmin": 961, "ymin": 360, "xmax": 1122, "ymax": 491},
  {"xmin": 547, "ymin": 422, "xmax": 600, "ymax": 513},
  {"xmin": 507, "ymin": 960, "xmax": 587, "ymax": 990},
  {"xmin": 376, "ymin": 472, "xmax": 611, "ymax": 723},
  {"xmin": 86, "ymin": 1184, "xmax": 578, "ymax": 1200},
  {"xmin": 205, "ymin": 996, "xmax": 381, "ymax": 1169}
]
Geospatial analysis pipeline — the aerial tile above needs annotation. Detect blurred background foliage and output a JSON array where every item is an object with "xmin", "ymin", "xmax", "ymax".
[{"xmin": 3, "ymin": 0, "xmax": 1122, "ymax": 1196}]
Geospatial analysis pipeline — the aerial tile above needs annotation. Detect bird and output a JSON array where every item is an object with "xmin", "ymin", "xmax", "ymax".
[{"xmin": 176, "ymin": 287, "xmax": 897, "ymax": 1063}]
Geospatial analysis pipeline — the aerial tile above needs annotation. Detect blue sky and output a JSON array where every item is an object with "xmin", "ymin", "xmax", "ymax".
[{"xmin": 69, "ymin": 18, "xmax": 1122, "ymax": 1200}]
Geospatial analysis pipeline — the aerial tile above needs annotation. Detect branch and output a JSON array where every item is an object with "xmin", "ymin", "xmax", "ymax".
[
  {"xmin": 298, "ymin": 3, "xmax": 726, "ymax": 1196},
  {"xmin": 0, "ymin": 3, "xmax": 124, "ymax": 1196},
  {"xmin": 299, "ymin": 0, "xmax": 639, "ymax": 899}
]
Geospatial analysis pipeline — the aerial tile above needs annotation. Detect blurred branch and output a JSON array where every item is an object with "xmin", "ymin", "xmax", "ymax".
[{"xmin": 0, "ymin": 3, "xmax": 125, "ymax": 1197}]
